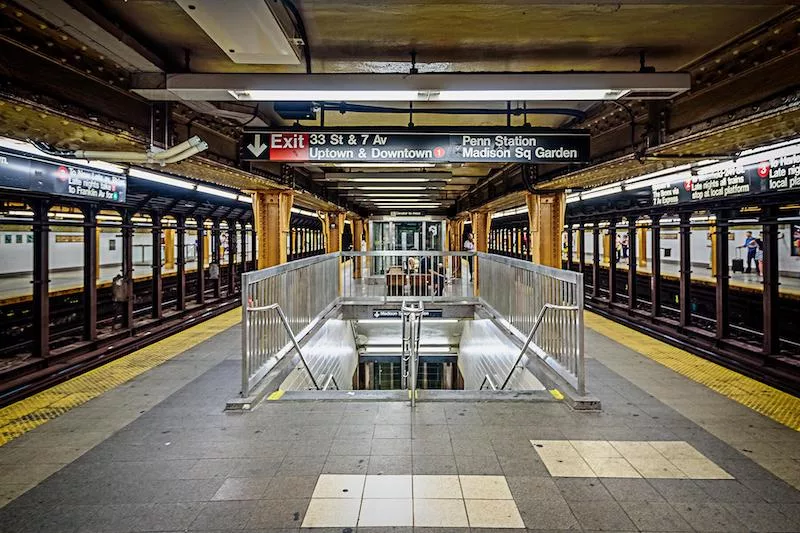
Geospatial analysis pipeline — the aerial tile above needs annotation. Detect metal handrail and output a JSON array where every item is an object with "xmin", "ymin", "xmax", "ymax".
[
  {"xmin": 322, "ymin": 374, "xmax": 340, "ymax": 391},
  {"xmin": 480, "ymin": 375, "xmax": 498, "ymax": 391},
  {"xmin": 500, "ymin": 303, "xmax": 580, "ymax": 391},
  {"xmin": 401, "ymin": 300, "xmax": 424, "ymax": 407},
  {"xmin": 247, "ymin": 303, "xmax": 320, "ymax": 390}
]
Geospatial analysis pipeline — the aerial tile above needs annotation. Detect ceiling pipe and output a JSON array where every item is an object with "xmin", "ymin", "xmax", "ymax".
[
  {"xmin": 28, "ymin": 136, "xmax": 208, "ymax": 165},
  {"xmin": 322, "ymin": 102, "xmax": 587, "ymax": 120}
]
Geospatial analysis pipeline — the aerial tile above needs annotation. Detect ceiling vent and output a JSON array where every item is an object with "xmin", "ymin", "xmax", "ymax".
[{"xmin": 176, "ymin": 0, "xmax": 301, "ymax": 65}]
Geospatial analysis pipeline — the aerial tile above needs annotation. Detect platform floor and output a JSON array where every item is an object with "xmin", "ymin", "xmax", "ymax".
[{"xmin": 1, "ymin": 312, "xmax": 799, "ymax": 531}]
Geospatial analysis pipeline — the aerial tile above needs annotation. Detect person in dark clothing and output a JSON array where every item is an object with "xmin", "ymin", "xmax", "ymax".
[{"xmin": 739, "ymin": 231, "xmax": 760, "ymax": 275}]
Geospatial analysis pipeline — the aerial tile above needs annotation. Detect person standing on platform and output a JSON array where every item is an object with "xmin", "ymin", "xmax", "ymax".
[
  {"xmin": 755, "ymin": 238, "xmax": 765, "ymax": 278},
  {"xmin": 740, "ymin": 231, "xmax": 760, "ymax": 275},
  {"xmin": 464, "ymin": 232, "xmax": 475, "ymax": 280}
]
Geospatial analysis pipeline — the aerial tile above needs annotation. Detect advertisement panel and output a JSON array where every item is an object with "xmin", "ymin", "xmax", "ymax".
[
  {"xmin": 242, "ymin": 129, "xmax": 590, "ymax": 164},
  {"xmin": 0, "ymin": 150, "xmax": 126, "ymax": 203}
]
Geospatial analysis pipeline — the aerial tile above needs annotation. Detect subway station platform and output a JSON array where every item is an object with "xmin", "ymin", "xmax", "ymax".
[{"xmin": 1, "ymin": 308, "xmax": 798, "ymax": 532}]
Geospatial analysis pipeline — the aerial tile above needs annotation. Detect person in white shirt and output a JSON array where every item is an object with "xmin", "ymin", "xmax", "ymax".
[{"xmin": 464, "ymin": 232, "xmax": 475, "ymax": 279}]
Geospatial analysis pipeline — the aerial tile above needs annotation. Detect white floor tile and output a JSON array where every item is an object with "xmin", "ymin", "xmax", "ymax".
[
  {"xmin": 570, "ymin": 439, "xmax": 622, "ymax": 458},
  {"xmin": 670, "ymin": 457, "xmax": 734, "ymax": 479},
  {"xmin": 609, "ymin": 440, "xmax": 664, "ymax": 458},
  {"xmin": 301, "ymin": 498, "xmax": 361, "ymax": 527},
  {"xmin": 311, "ymin": 474, "xmax": 365, "ymax": 499},
  {"xmin": 363, "ymin": 474, "xmax": 412, "ymax": 498},
  {"xmin": 465, "ymin": 498, "xmax": 525, "ymax": 528},
  {"xmin": 532, "ymin": 442, "xmax": 595, "ymax": 477},
  {"xmin": 459, "ymin": 475, "xmax": 513, "ymax": 499},
  {"xmin": 584, "ymin": 456, "xmax": 642, "ymax": 478},
  {"xmin": 626, "ymin": 454, "xmax": 687, "ymax": 478},
  {"xmin": 414, "ymin": 498, "xmax": 469, "ymax": 527},
  {"xmin": 413, "ymin": 474, "xmax": 462, "ymax": 499},
  {"xmin": 358, "ymin": 498, "xmax": 413, "ymax": 526},
  {"xmin": 649, "ymin": 441, "xmax": 707, "ymax": 460}
]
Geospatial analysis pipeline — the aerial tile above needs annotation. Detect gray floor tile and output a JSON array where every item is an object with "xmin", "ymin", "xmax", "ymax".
[
  {"xmin": 618, "ymin": 500, "xmax": 693, "ymax": 531},
  {"xmin": 189, "ymin": 500, "xmax": 258, "ymax": 530},
  {"xmin": 455, "ymin": 454, "xmax": 503, "ymax": 475},
  {"xmin": 412, "ymin": 438, "xmax": 453, "ymax": 456},
  {"xmin": 246, "ymin": 498, "xmax": 309, "ymax": 528},
  {"xmin": 412, "ymin": 454, "xmax": 458, "ymax": 475},
  {"xmin": 506, "ymin": 477, "xmax": 564, "ymax": 504},
  {"xmin": 130, "ymin": 502, "xmax": 205, "ymax": 531},
  {"xmin": 373, "ymin": 424, "xmax": 411, "ymax": 439},
  {"xmin": 150, "ymin": 478, "xmax": 225, "ymax": 502},
  {"xmin": 722, "ymin": 502, "xmax": 800, "ymax": 532},
  {"xmin": 330, "ymin": 438, "xmax": 373, "ymax": 456},
  {"xmin": 371, "ymin": 438, "xmax": 413, "ymax": 455},
  {"xmin": 567, "ymin": 499, "xmax": 637, "ymax": 531},
  {"xmin": 450, "ymin": 438, "xmax": 496, "ymax": 456},
  {"xmin": 368, "ymin": 455, "xmax": 413, "ymax": 475},
  {"xmin": 229, "ymin": 458, "xmax": 282, "ymax": 478},
  {"xmin": 263, "ymin": 475, "xmax": 319, "ymax": 500},
  {"xmin": 671, "ymin": 502, "xmax": 749, "ymax": 532},
  {"xmin": 76, "ymin": 503, "xmax": 151, "ymax": 533},
  {"xmin": 322, "ymin": 454, "xmax": 369, "ymax": 474},
  {"xmin": 694, "ymin": 479, "xmax": 766, "ymax": 503},
  {"xmin": 648, "ymin": 479, "xmax": 715, "ymax": 503},
  {"xmin": 514, "ymin": 495, "xmax": 580, "ymax": 530},
  {"xmin": 276, "ymin": 455, "xmax": 326, "ymax": 476},
  {"xmin": 555, "ymin": 478, "xmax": 614, "ymax": 502},
  {"xmin": 738, "ymin": 477, "xmax": 800, "ymax": 503},
  {"xmin": 600, "ymin": 478, "xmax": 665, "ymax": 502}
]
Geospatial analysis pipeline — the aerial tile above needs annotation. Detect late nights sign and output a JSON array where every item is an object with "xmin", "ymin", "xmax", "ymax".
[
  {"xmin": 242, "ymin": 130, "xmax": 590, "ymax": 164},
  {"xmin": 652, "ymin": 146, "xmax": 800, "ymax": 207},
  {"xmin": 0, "ymin": 150, "xmax": 127, "ymax": 203}
]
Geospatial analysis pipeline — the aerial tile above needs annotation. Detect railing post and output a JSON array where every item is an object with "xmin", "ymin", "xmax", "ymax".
[{"xmin": 241, "ymin": 271, "xmax": 250, "ymax": 397}]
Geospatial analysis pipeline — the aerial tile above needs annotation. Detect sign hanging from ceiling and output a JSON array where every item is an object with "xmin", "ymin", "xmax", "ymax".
[
  {"xmin": 0, "ymin": 150, "xmax": 127, "ymax": 203},
  {"xmin": 241, "ymin": 129, "xmax": 590, "ymax": 164},
  {"xmin": 652, "ymin": 145, "xmax": 800, "ymax": 207}
]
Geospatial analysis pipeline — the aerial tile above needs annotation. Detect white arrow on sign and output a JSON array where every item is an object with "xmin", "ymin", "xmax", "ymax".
[{"xmin": 247, "ymin": 134, "xmax": 267, "ymax": 157}]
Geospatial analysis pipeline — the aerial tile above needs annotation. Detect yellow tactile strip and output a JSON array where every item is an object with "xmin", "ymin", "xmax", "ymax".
[
  {"xmin": 586, "ymin": 312, "xmax": 800, "ymax": 431},
  {"xmin": 0, "ymin": 309, "xmax": 241, "ymax": 446}
]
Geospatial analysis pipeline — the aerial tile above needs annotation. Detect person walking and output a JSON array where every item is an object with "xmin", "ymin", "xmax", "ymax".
[{"xmin": 755, "ymin": 238, "xmax": 765, "ymax": 278}]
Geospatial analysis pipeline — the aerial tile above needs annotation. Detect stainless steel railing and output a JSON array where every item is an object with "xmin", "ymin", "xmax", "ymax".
[
  {"xmin": 241, "ymin": 253, "xmax": 339, "ymax": 396},
  {"xmin": 341, "ymin": 251, "xmax": 476, "ymax": 303},
  {"xmin": 400, "ymin": 300, "xmax": 424, "ymax": 407},
  {"xmin": 477, "ymin": 252, "xmax": 586, "ymax": 395}
]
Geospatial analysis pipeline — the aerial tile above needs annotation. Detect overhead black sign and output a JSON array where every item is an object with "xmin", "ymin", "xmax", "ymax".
[
  {"xmin": 0, "ymin": 150, "xmax": 126, "ymax": 203},
  {"xmin": 241, "ymin": 129, "xmax": 590, "ymax": 164},
  {"xmin": 652, "ymin": 145, "xmax": 800, "ymax": 207}
]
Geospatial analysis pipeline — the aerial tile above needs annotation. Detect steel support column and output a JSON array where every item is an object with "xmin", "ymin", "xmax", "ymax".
[
  {"xmin": 762, "ymin": 211, "xmax": 780, "ymax": 355},
  {"xmin": 82, "ymin": 204, "xmax": 98, "ymax": 341},
  {"xmin": 121, "ymin": 210, "xmax": 135, "ymax": 329},
  {"xmin": 240, "ymin": 222, "xmax": 247, "ymax": 273},
  {"xmin": 628, "ymin": 218, "xmax": 637, "ymax": 311},
  {"xmin": 651, "ymin": 215, "xmax": 662, "ymax": 317},
  {"xmin": 196, "ymin": 217, "xmax": 205, "ymax": 305},
  {"xmin": 32, "ymin": 200, "xmax": 50, "ymax": 358},
  {"xmin": 250, "ymin": 226, "xmax": 257, "ymax": 271},
  {"xmin": 212, "ymin": 219, "xmax": 221, "ymax": 299},
  {"xmin": 176, "ymin": 215, "xmax": 186, "ymax": 311},
  {"xmin": 151, "ymin": 214, "xmax": 163, "ymax": 319},
  {"xmin": 253, "ymin": 190, "xmax": 294, "ymax": 267},
  {"xmin": 592, "ymin": 225, "xmax": 600, "ymax": 299},
  {"xmin": 227, "ymin": 221, "xmax": 236, "ymax": 296},
  {"xmin": 566, "ymin": 225, "xmax": 574, "ymax": 271},
  {"xmin": 715, "ymin": 215, "xmax": 729, "ymax": 340},
  {"xmin": 608, "ymin": 221, "xmax": 617, "ymax": 303},
  {"xmin": 577, "ymin": 223, "xmax": 585, "ymax": 275},
  {"xmin": 679, "ymin": 212, "xmax": 692, "ymax": 328}
]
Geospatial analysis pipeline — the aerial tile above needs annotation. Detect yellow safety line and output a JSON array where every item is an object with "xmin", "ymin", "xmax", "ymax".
[
  {"xmin": 585, "ymin": 312, "xmax": 800, "ymax": 431},
  {"xmin": 0, "ymin": 309, "xmax": 241, "ymax": 446}
]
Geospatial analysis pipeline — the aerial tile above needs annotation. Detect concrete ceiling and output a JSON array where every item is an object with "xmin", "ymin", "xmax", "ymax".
[{"xmin": 2, "ymin": 1, "xmax": 798, "ymax": 216}]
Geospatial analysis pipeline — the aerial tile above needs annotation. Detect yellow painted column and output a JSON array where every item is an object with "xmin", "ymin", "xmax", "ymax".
[
  {"xmin": 709, "ymin": 225, "xmax": 717, "ymax": 277},
  {"xmin": 203, "ymin": 230, "xmax": 211, "ymax": 267},
  {"xmin": 353, "ymin": 218, "xmax": 364, "ymax": 279},
  {"xmin": 470, "ymin": 211, "xmax": 491, "ymax": 296},
  {"xmin": 603, "ymin": 232, "xmax": 611, "ymax": 264},
  {"xmin": 252, "ymin": 190, "xmax": 294, "ymax": 268},
  {"xmin": 325, "ymin": 212, "xmax": 345, "ymax": 253},
  {"xmin": 637, "ymin": 226, "xmax": 647, "ymax": 269},
  {"xmin": 164, "ymin": 227, "xmax": 175, "ymax": 270},
  {"xmin": 526, "ymin": 191, "xmax": 565, "ymax": 268}
]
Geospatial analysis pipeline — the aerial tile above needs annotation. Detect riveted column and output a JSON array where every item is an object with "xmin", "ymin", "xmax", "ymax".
[
  {"xmin": 164, "ymin": 224, "xmax": 175, "ymax": 271},
  {"xmin": 678, "ymin": 212, "xmax": 692, "ymax": 328},
  {"xmin": 253, "ymin": 190, "xmax": 294, "ymax": 268},
  {"xmin": 577, "ymin": 222, "xmax": 586, "ymax": 275},
  {"xmin": 592, "ymin": 224, "xmax": 600, "ymax": 299},
  {"xmin": 470, "ymin": 210, "xmax": 490, "ymax": 296},
  {"xmin": 353, "ymin": 218, "xmax": 364, "ymax": 279},
  {"xmin": 121, "ymin": 210, "xmax": 134, "ymax": 329},
  {"xmin": 325, "ymin": 211, "xmax": 345, "ymax": 254},
  {"xmin": 151, "ymin": 213, "xmax": 163, "ymax": 319},
  {"xmin": 714, "ymin": 213, "xmax": 729, "ymax": 341},
  {"xmin": 608, "ymin": 220, "xmax": 617, "ymax": 303},
  {"xmin": 195, "ymin": 217, "xmax": 205, "ymax": 305},
  {"xmin": 212, "ymin": 219, "xmax": 221, "ymax": 299},
  {"xmin": 762, "ymin": 209, "xmax": 780, "ymax": 356},
  {"xmin": 227, "ymin": 221, "xmax": 236, "ymax": 296},
  {"xmin": 240, "ymin": 221, "xmax": 248, "ymax": 273},
  {"xmin": 176, "ymin": 215, "xmax": 186, "ymax": 311},
  {"xmin": 32, "ymin": 200, "xmax": 50, "ymax": 357},
  {"xmin": 526, "ymin": 191, "xmax": 565, "ymax": 268},
  {"xmin": 566, "ymin": 224, "xmax": 574, "ymax": 270},
  {"xmin": 82, "ymin": 204, "xmax": 97, "ymax": 341},
  {"xmin": 628, "ymin": 217, "xmax": 637, "ymax": 311}
]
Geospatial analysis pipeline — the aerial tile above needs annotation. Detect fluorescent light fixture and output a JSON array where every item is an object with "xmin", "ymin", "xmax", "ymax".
[
  {"xmin": 50, "ymin": 212, "xmax": 84, "ymax": 220},
  {"xmin": 129, "ymin": 167, "xmax": 196, "ymax": 190},
  {"xmin": 291, "ymin": 207, "xmax": 318, "ymax": 217},
  {"xmin": 350, "ymin": 178, "xmax": 429, "ymax": 182},
  {"xmin": 491, "ymin": 206, "xmax": 527, "ymax": 219},
  {"xmin": 375, "ymin": 204, "xmax": 440, "ymax": 209},
  {"xmin": 419, "ymin": 346, "xmax": 454, "ymax": 353},
  {"xmin": 6, "ymin": 210, "xmax": 33, "ymax": 217},
  {"xmin": 332, "ymin": 163, "xmax": 437, "ymax": 168},
  {"xmin": 197, "ymin": 185, "xmax": 239, "ymax": 200},
  {"xmin": 357, "ymin": 319, "xmax": 402, "ymax": 324},
  {"xmin": 97, "ymin": 214, "xmax": 122, "ymax": 222},
  {"xmin": 238, "ymin": 194, "xmax": 253, "ymax": 203},
  {"xmin": 0, "ymin": 137, "xmax": 125, "ymax": 174},
  {"xmin": 363, "ymin": 195, "xmax": 428, "ymax": 199},
  {"xmin": 566, "ymin": 194, "xmax": 581, "ymax": 204},
  {"xmin": 363, "ymin": 345, "xmax": 401, "ymax": 352},
  {"xmin": 358, "ymin": 186, "xmax": 426, "ymax": 191},
  {"xmin": 229, "ymin": 89, "xmax": 630, "ymax": 102},
  {"xmin": 580, "ymin": 185, "xmax": 622, "ymax": 200}
]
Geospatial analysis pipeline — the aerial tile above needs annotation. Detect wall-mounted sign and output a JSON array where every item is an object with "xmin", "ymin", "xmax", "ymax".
[
  {"xmin": 55, "ymin": 234, "xmax": 84, "ymax": 243},
  {"xmin": 371, "ymin": 309, "xmax": 444, "ymax": 319},
  {"xmin": 652, "ymin": 145, "xmax": 800, "ymax": 207},
  {"xmin": 792, "ymin": 224, "xmax": 800, "ymax": 257},
  {"xmin": 241, "ymin": 129, "xmax": 590, "ymax": 164},
  {"xmin": 0, "ymin": 150, "xmax": 127, "ymax": 203}
]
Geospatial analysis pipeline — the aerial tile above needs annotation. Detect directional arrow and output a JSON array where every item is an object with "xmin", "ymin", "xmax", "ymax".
[{"xmin": 247, "ymin": 134, "xmax": 267, "ymax": 157}]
